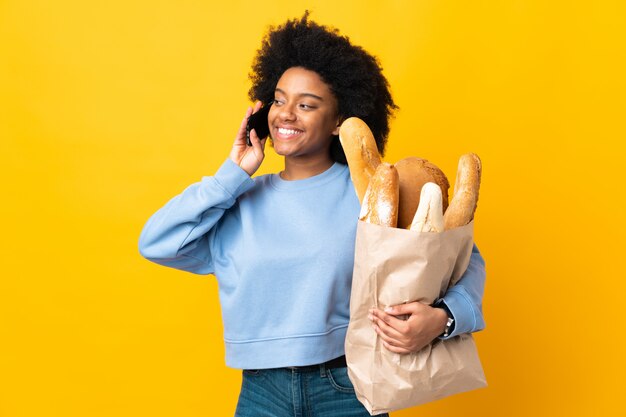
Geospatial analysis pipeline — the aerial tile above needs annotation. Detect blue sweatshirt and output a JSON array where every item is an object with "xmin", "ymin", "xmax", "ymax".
[{"xmin": 138, "ymin": 159, "xmax": 486, "ymax": 369}]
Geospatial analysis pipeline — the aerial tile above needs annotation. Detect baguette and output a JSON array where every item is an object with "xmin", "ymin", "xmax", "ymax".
[
  {"xmin": 410, "ymin": 182, "xmax": 444, "ymax": 232},
  {"xmin": 395, "ymin": 157, "xmax": 450, "ymax": 229},
  {"xmin": 339, "ymin": 117, "xmax": 382, "ymax": 203},
  {"xmin": 359, "ymin": 162, "xmax": 399, "ymax": 227},
  {"xmin": 443, "ymin": 153, "xmax": 482, "ymax": 230}
]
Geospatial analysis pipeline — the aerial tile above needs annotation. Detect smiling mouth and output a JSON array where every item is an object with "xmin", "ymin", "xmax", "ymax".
[{"xmin": 276, "ymin": 127, "xmax": 303, "ymax": 137}]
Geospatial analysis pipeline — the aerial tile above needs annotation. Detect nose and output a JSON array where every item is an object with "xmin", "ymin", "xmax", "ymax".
[{"xmin": 278, "ymin": 103, "xmax": 297, "ymax": 122}]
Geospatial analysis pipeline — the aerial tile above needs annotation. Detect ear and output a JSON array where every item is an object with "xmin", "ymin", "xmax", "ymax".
[{"xmin": 332, "ymin": 116, "xmax": 344, "ymax": 136}]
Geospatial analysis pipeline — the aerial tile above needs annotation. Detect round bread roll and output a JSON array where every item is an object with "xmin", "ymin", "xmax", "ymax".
[
  {"xmin": 395, "ymin": 157, "xmax": 450, "ymax": 230},
  {"xmin": 339, "ymin": 117, "xmax": 382, "ymax": 203},
  {"xmin": 359, "ymin": 162, "xmax": 399, "ymax": 227},
  {"xmin": 443, "ymin": 153, "xmax": 482, "ymax": 230}
]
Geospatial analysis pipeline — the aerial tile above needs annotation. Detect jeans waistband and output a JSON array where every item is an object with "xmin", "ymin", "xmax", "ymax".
[{"xmin": 284, "ymin": 355, "xmax": 347, "ymax": 371}]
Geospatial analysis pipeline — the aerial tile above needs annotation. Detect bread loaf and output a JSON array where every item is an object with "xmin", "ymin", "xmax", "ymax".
[
  {"xmin": 410, "ymin": 182, "xmax": 444, "ymax": 232},
  {"xmin": 395, "ymin": 157, "xmax": 450, "ymax": 229},
  {"xmin": 443, "ymin": 153, "xmax": 482, "ymax": 230},
  {"xmin": 339, "ymin": 117, "xmax": 382, "ymax": 203},
  {"xmin": 359, "ymin": 162, "xmax": 399, "ymax": 227}
]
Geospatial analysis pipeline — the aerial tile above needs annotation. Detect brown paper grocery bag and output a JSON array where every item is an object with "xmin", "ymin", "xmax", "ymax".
[{"xmin": 345, "ymin": 220, "xmax": 486, "ymax": 415}]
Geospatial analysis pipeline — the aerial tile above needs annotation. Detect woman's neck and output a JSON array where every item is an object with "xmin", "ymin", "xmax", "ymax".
[{"xmin": 279, "ymin": 155, "xmax": 334, "ymax": 181}]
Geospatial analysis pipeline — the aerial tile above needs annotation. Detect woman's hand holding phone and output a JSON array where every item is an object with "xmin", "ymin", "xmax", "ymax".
[{"xmin": 229, "ymin": 101, "xmax": 268, "ymax": 176}]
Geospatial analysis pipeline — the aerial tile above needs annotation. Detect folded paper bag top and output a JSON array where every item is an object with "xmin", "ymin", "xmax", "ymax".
[{"xmin": 345, "ymin": 220, "xmax": 486, "ymax": 415}]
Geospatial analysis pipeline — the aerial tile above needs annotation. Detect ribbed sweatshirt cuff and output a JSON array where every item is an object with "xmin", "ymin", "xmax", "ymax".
[
  {"xmin": 438, "ymin": 287, "xmax": 480, "ymax": 340},
  {"xmin": 210, "ymin": 159, "xmax": 255, "ymax": 199}
]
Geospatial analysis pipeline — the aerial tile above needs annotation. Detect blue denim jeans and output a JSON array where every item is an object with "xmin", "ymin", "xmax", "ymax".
[{"xmin": 234, "ymin": 365, "xmax": 388, "ymax": 417}]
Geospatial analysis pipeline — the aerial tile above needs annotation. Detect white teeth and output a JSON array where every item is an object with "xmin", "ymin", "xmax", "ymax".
[{"xmin": 278, "ymin": 128, "xmax": 301, "ymax": 136}]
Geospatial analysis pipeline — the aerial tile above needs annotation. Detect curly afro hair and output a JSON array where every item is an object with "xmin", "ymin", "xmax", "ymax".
[{"xmin": 248, "ymin": 11, "xmax": 398, "ymax": 164}]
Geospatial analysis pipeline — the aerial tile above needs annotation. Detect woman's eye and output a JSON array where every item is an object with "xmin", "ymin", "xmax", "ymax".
[
  {"xmin": 299, "ymin": 104, "xmax": 315, "ymax": 110},
  {"xmin": 272, "ymin": 99, "xmax": 283, "ymax": 106}
]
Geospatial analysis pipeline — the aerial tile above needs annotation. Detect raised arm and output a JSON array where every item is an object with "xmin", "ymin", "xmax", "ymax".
[
  {"xmin": 139, "ymin": 104, "xmax": 267, "ymax": 274},
  {"xmin": 138, "ymin": 159, "xmax": 255, "ymax": 274}
]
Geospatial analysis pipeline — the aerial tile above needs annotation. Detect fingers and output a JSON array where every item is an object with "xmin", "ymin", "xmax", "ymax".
[
  {"xmin": 369, "ymin": 310, "xmax": 405, "ymax": 340},
  {"xmin": 369, "ymin": 305, "xmax": 421, "ymax": 354},
  {"xmin": 369, "ymin": 303, "xmax": 440, "ymax": 355},
  {"xmin": 381, "ymin": 340, "xmax": 412, "ymax": 354},
  {"xmin": 235, "ymin": 102, "xmax": 264, "ymax": 145},
  {"xmin": 372, "ymin": 322, "xmax": 404, "ymax": 347},
  {"xmin": 369, "ymin": 308, "xmax": 408, "ymax": 333},
  {"xmin": 249, "ymin": 128, "xmax": 267, "ymax": 155},
  {"xmin": 370, "ymin": 321, "xmax": 413, "ymax": 354},
  {"xmin": 234, "ymin": 107, "xmax": 254, "ymax": 145},
  {"xmin": 384, "ymin": 301, "xmax": 423, "ymax": 316}
]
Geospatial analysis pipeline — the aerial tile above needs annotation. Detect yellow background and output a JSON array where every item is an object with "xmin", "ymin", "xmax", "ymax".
[{"xmin": 1, "ymin": 0, "xmax": 624, "ymax": 416}]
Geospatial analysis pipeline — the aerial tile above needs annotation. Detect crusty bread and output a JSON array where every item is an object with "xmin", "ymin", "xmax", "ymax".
[
  {"xmin": 410, "ymin": 182, "xmax": 444, "ymax": 232},
  {"xmin": 443, "ymin": 153, "xmax": 482, "ymax": 230},
  {"xmin": 339, "ymin": 117, "xmax": 382, "ymax": 203},
  {"xmin": 395, "ymin": 157, "xmax": 450, "ymax": 230},
  {"xmin": 359, "ymin": 162, "xmax": 399, "ymax": 227}
]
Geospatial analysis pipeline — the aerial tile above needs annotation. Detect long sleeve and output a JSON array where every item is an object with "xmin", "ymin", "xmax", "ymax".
[
  {"xmin": 437, "ymin": 244, "xmax": 486, "ymax": 339},
  {"xmin": 138, "ymin": 159, "xmax": 255, "ymax": 274}
]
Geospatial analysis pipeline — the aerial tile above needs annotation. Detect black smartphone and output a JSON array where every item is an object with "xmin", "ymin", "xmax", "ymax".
[{"xmin": 246, "ymin": 104, "xmax": 272, "ymax": 146}]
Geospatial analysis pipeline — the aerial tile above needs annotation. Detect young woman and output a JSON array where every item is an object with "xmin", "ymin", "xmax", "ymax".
[{"xmin": 139, "ymin": 13, "xmax": 485, "ymax": 417}]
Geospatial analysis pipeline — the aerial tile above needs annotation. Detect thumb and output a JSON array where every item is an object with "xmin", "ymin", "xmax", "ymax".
[{"xmin": 249, "ymin": 130, "xmax": 267, "ymax": 162}]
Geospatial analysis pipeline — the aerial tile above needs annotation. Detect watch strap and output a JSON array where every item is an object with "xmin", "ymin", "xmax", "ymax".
[{"xmin": 434, "ymin": 299, "xmax": 455, "ymax": 337}]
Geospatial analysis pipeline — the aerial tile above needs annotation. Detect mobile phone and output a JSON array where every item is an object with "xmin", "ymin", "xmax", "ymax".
[{"xmin": 246, "ymin": 104, "xmax": 272, "ymax": 146}]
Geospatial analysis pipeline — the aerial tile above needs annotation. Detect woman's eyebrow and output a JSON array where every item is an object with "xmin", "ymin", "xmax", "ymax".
[{"xmin": 275, "ymin": 88, "xmax": 323, "ymax": 101}]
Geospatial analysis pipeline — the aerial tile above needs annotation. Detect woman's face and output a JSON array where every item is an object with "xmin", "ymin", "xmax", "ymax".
[{"xmin": 268, "ymin": 67, "xmax": 341, "ymax": 162}]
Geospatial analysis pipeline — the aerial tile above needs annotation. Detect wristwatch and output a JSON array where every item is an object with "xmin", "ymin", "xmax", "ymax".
[
  {"xmin": 443, "ymin": 316, "xmax": 455, "ymax": 338},
  {"xmin": 434, "ymin": 299, "xmax": 455, "ymax": 338}
]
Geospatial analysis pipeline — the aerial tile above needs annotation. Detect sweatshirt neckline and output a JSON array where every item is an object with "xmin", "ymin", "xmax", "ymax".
[{"xmin": 269, "ymin": 162, "xmax": 346, "ymax": 191}]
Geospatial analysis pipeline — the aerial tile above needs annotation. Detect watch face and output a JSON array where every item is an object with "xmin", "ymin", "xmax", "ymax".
[{"xmin": 443, "ymin": 317, "xmax": 454, "ymax": 337}]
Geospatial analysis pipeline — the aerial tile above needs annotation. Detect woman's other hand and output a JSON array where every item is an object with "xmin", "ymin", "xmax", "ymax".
[
  {"xmin": 368, "ymin": 302, "xmax": 448, "ymax": 354},
  {"xmin": 229, "ymin": 101, "xmax": 268, "ymax": 176}
]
